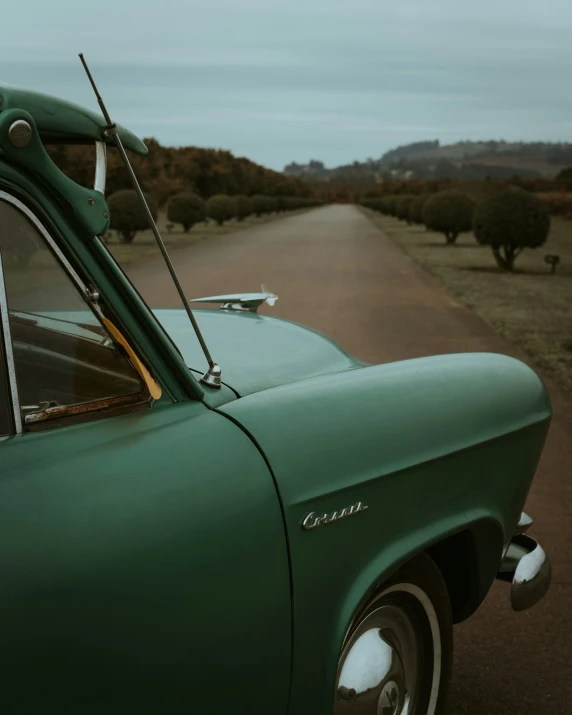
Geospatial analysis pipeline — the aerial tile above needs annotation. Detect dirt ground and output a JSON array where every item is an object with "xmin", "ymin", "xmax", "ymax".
[{"xmin": 126, "ymin": 204, "xmax": 572, "ymax": 714}]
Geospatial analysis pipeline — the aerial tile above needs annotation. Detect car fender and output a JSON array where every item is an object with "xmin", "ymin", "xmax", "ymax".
[{"xmin": 220, "ymin": 352, "xmax": 551, "ymax": 713}]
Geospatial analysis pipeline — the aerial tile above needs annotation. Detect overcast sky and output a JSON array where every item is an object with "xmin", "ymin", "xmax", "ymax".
[{"xmin": 2, "ymin": 0, "xmax": 572, "ymax": 170}]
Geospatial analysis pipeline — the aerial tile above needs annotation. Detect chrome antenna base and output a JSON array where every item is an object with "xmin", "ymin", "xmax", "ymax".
[{"xmin": 200, "ymin": 363, "xmax": 222, "ymax": 389}]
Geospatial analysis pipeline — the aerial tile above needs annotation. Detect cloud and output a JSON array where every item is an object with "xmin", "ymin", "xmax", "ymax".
[{"xmin": 1, "ymin": 0, "xmax": 571, "ymax": 168}]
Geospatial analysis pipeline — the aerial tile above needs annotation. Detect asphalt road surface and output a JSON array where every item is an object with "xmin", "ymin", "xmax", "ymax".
[{"xmin": 130, "ymin": 204, "xmax": 572, "ymax": 714}]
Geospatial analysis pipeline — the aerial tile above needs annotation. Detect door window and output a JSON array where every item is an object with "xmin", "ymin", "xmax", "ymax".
[{"xmin": 0, "ymin": 197, "xmax": 146, "ymax": 427}]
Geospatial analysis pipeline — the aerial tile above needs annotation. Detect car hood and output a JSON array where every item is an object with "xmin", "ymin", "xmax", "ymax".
[{"xmin": 153, "ymin": 308, "xmax": 364, "ymax": 398}]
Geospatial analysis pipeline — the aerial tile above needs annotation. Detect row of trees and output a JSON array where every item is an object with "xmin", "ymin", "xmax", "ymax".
[
  {"xmin": 47, "ymin": 140, "xmax": 314, "ymax": 206},
  {"xmin": 47, "ymin": 135, "xmax": 572, "ymax": 205},
  {"xmin": 361, "ymin": 188, "xmax": 551, "ymax": 271},
  {"xmin": 107, "ymin": 189, "xmax": 321, "ymax": 243},
  {"xmin": 302, "ymin": 173, "xmax": 572, "ymax": 208}
]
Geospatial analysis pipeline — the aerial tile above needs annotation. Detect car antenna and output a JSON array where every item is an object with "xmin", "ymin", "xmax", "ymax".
[{"xmin": 78, "ymin": 53, "xmax": 221, "ymax": 389}]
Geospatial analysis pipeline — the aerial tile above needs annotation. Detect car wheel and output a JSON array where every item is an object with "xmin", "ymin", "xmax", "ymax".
[{"xmin": 334, "ymin": 553, "xmax": 453, "ymax": 715}]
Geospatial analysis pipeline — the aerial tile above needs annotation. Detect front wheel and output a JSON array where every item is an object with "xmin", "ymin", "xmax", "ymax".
[{"xmin": 334, "ymin": 553, "xmax": 453, "ymax": 715}]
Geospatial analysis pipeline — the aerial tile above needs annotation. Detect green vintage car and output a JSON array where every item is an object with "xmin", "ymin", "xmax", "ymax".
[{"xmin": 0, "ymin": 83, "xmax": 552, "ymax": 715}]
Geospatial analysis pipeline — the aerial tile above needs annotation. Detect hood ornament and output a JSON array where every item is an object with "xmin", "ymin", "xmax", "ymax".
[{"xmin": 192, "ymin": 285, "xmax": 278, "ymax": 313}]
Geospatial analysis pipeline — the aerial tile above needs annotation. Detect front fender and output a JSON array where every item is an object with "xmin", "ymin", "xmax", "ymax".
[{"xmin": 220, "ymin": 352, "xmax": 551, "ymax": 714}]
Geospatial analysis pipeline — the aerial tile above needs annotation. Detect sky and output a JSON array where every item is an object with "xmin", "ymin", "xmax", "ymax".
[{"xmin": 2, "ymin": 0, "xmax": 572, "ymax": 170}]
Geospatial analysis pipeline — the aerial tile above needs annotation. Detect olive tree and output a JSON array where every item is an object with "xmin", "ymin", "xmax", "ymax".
[
  {"xmin": 422, "ymin": 190, "xmax": 475, "ymax": 244},
  {"xmin": 108, "ymin": 189, "xmax": 158, "ymax": 244},
  {"xmin": 251, "ymin": 194, "xmax": 268, "ymax": 217},
  {"xmin": 473, "ymin": 188, "xmax": 550, "ymax": 271},
  {"xmin": 288, "ymin": 196, "xmax": 301, "ymax": 210},
  {"xmin": 360, "ymin": 198, "xmax": 384, "ymax": 212},
  {"xmin": 408, "ymin": 194, "xmax": 430, "ymax": 225},
  {"xmin": 166, "ymin": 192, "xmax": 205, "ymax": 232},
  {"xmin": 381, "ymin": 196, "xmax": 398, "ymax": 216},
  {"xmin": 207, "ymin": 194, "xmax": 236, "ymax": 226},
  {"xmin": 264, "ymin": 196, "xmax": 278, "ymax": 214},
  {"xmin": 235, "ymin": 195, "xmax": 253, "ymax": 221},
  {"xmin": 395, "ymin": 195, "xmax": 415, "ymax": 223}
]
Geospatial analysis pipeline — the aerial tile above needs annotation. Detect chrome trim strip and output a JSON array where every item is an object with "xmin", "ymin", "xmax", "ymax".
[
  {"xmin": 0, "ymin": 250, "xmax": 22, "ymax": 433},
  {"xmin": 94, "ymin": 141, "xmax": 107, "ymax": 194}
]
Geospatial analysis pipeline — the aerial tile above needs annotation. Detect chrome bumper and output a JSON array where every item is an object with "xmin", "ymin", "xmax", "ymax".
[{"xmin": 497, "ymin": 513, "xmax": 551, "ymax": 612}]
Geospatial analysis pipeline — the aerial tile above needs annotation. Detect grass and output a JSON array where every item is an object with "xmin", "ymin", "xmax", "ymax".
[{"xmin": 362, "ymin": 209, "xmax": 572, "ymax": 394}]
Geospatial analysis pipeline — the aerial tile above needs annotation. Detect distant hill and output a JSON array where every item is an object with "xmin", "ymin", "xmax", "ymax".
[{"xmin": 284, "ymin": 140, "xmax": 572, "ymax": 182}]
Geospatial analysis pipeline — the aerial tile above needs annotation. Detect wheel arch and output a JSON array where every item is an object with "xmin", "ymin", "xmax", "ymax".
[
  {"xmin": 338, "ymin": 515, "xmax": 505, "ymax": 653},
  {"xmin": 425, "ymin": 523, "xmax": 499, "ymax": 623}
]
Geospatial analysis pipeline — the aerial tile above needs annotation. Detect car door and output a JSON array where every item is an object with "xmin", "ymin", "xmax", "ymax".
[{"xmin": 0, "ymin": 193, "xmax": 291, "ymax": 714}]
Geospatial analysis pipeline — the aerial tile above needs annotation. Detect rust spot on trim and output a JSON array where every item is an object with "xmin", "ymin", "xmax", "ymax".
[{"xmin": 24, "ymin": 392, "xmax": 145, "ymax": 424}]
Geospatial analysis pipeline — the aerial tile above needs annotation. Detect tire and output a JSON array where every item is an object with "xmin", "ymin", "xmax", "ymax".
[{"xmin": 334, "ymin": 553, "xmax": 453, "ymax": 715}]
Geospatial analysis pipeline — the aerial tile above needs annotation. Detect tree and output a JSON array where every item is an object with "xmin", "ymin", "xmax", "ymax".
[
  {"xmin": 422, "ymin": 190, "xmax": 475, "ymax": 244},
  {"xmin": 381, "ymin": 196, "xmax": 398, "ymax": 216},
  {"xmin": 556, "ymin": 167, "xmax": 572, "ymax": 181},
  {"xmin": 251, "ymin": 194, "xmax": 268, "ymax": 217},
  {"xmin": 473, "ymin": 188, "xmax": 550, "ymax": 271},
  {"xmin": 395, "ymin": 195, "xmax": 415, "ymax": 222},
  {"xmin": 48, "ymin": 139, "xmax": 305, "ymax": 208},
  {"xmin": 108, "ymin": 190, "xmax": 158, "ymax": 243},
  {"xmin": 360, "ymin": 198, "xmax": 384, "ymax": 212},
  {"xmin": 235, "ymin": 195, "xmax": 253, "ymax": 221},
  {"xmin": 166, "ymin": 192, "xmax": 205, "ymax": 232},
  {"xmin": 264, "ymin": 196, "xmax": 278, "ymax": 214},
  {"xmin": 556, "ymin": 167, "xmax": 572, "ymax": 191},
  {"xmin": 408, "ymin": 194, "xmax": 430, "ymax": 224},
  {"xmin": 207, "ymin": 194, "xmax": 236, "ymax": 226}
]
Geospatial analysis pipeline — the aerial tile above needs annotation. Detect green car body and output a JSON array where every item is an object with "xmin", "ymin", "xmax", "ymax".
[{"xmin": 0, "ymin": 86, "xmax": 552, "ymax": 714}]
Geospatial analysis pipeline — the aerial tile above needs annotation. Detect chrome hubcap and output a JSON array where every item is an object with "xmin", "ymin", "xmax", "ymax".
[
  {"xmin": 379, "ymin": 680, "xmax": 400, "ymax": 715},
  {"xmin": 334, "ymin": 602, "xmax": 420, "ymax": 714}
]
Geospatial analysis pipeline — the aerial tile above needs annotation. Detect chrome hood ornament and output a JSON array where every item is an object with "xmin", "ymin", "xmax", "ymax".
[{"xmin": 192, "ymin": 285, "xmax": 278, "ymax": 313}]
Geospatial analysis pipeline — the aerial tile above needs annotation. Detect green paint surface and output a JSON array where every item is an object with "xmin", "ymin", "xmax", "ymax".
[
  {"xmin": 155, "ymin": 307, "xmax": 364, "ymax": 397},
  {"xmin": 0, "ymin": 402, "xmax": 291, "ymax": 713},
  {"xmin": 0, "ymin": 85, "xmax": 147, "ymax": 154},
  {"xmin": 221, "ymin": 352, "xmax": 551, "ymax": 711}
]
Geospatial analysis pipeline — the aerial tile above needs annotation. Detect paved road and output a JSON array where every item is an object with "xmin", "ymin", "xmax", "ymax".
[{"xmin": 130, "ymin": 204, "xmax": 572, "ymax": 714}]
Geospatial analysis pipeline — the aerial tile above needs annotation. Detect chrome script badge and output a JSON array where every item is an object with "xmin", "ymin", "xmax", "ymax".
[{"xmin": 302, "ymin": 501, "xmax": 369, "ymax": 531}]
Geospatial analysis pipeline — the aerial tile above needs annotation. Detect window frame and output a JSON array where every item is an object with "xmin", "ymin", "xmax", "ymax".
[
  {"xmin": 0, "ymin": 189, "xmax": 153, "ymax": 432},
  {"xmin": 0, "ymin": 249, "xmax": 19, "ymax": 434}
]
